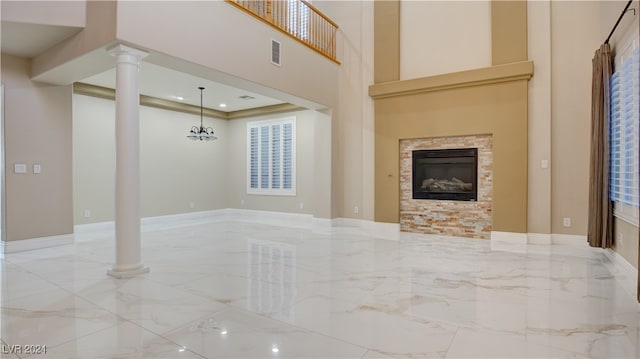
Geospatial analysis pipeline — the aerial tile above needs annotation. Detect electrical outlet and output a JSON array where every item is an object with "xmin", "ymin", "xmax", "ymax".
[
  {"xmin": 84, "ymin": 209, "xmax": 91, "ymax": 218},
  {"xmin": 299, "ymin": 202, "xmax": 304, "ymax": 209},
  {"xmin": 563, "ymin": 217, "xmax": 571, "ymax": 227},
  {"xmin": 241, "ymin": 199, "xmax": 245, "ymax": 206},
  {"xmin": 189, "ymin": 201, "xmax": 195, "ymax": 209},
  {"xmin": 618, "ymin": 232, "xmax": 624, "ymax": 246},
  {"xmin": 354, "ymin": 206, "xmax": 359, "ymax": 214}
]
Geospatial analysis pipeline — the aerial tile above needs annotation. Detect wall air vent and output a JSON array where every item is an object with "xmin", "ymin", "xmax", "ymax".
[{"xmin": 271, "ymin": 39, "xmax": 281, "ymax": 66}]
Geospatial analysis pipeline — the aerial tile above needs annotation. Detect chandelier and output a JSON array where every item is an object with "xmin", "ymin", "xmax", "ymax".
[{"xmin": 187, "ymin": 86, "xmax": 217, "ymax": 141}]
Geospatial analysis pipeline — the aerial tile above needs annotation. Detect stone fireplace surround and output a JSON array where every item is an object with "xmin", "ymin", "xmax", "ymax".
[
  {"xmin": 370, "ymin": 61, "xmax": 533, "ymax": 237},
  {"xmin": 400, "ymin": 135, "xmax": 493, "ymax": 239}
]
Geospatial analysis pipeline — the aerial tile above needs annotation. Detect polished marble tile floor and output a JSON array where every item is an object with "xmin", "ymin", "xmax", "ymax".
[{"xmin": 1, "ymin": 221, "xmax": 639, "ymax": 358}]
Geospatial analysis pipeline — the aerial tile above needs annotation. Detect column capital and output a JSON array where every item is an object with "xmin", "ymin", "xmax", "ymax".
[{"xmin": 107, "ymin": 44, "xmax": 149, "ymax": 61}]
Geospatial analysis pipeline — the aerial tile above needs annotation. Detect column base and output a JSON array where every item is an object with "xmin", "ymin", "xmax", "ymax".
[{"xmin": 107, "ymin": 265, "xmax": 150, "ymax": 278}]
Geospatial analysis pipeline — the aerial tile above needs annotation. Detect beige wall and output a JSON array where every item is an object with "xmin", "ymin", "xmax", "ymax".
[
  {"xmin": 550, "ymin": 1, "xmax": 609, "ymax": 235},
  {"xmin": 1, "ymin": 54, "xmax": 73, "ymax": 241},
  {"xmin": 73, "ymin": 94, "xmax": 228, "ymax": 224},
  {"xmin": 527, "ymin": 0, "xmax": 552, "ymax": 235},
  {"xmin": 74, "ymin": 98, "xmax": 332, "ymax": 223},
  {"xmin": 372, "ymin": 0, "xmax": 529, "ymax": 233},
  {"xmin": 400, "ymin": 0, "xmax": 491, "ymax": 79},
  {"xmin": 615, "ymin": 218, "xmax": 639, "ymax": 270},
  {"xmin": 492, "ymin": 0, "xmax": 527, "ymax": 65},
  {"xmin": 316, "ymin": 0, "xmax": 375, "ymax": 220},
  {"xmin": 528, "ymin": 0, "xmax": 638, "ymax": 272},
  {"xmin": 31, "ymin": 0, "xmax": 117, "ymax": 80},
  {"xmin": 372, "ymin": 72, "xmax": 530, "ymax": 232},
  {"xmin": 226, "ymin": 110, "xmax": 323, "ymax": 216}
]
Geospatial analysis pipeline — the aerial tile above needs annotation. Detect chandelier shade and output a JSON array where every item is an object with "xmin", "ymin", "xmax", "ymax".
[{"xmin": 187, "ymin": 87, "xmax": 218, "ymax": 141}]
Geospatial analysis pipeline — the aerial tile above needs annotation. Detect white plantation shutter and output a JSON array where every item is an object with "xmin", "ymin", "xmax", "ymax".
[
  {"xmin": 250, "ymin": 127, "xmax": 259, "ymax": 189},
  {"xmin": 609, "ymin": 42, "xmax": 639, "ymax": 208},
  {"xmin": 247, "ymin": 117, "xmax": 296, "ymax": 195},
  {"xmin": 283, "ymin": 122, "xmax": 293, "ymax": 189}
]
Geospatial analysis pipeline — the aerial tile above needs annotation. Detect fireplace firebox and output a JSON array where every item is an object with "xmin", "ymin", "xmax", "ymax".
[{"xmin": 412, "ymin": 148, "xmax": 478, "ymax": 201}]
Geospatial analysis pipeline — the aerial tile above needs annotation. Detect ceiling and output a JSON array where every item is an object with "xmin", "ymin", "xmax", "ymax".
[
  {"xmin": 80, "ymin": 62, "xmax": 285, "ymax": 112},
  {"xmin": 1, "ymin": 20, "xmax": 288, "ymax": 113},
  {"xmin": 1, "ymin": 21, "xmax": 83, "ymax": 58}
]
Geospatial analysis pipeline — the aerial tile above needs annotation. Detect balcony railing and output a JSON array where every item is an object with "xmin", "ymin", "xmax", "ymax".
[{"xmin": 226, "ymin": 0, "xmax": 339, "ymax": 63}]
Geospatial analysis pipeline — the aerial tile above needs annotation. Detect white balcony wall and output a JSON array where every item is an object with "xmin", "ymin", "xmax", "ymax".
[{"xmin": 115, "ymin": 1, "xmax": 339, "ymax": 110}]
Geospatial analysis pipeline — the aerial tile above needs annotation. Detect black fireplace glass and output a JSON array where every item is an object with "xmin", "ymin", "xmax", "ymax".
[{"xmin": 412, "ymin": 148, "xmax": 478, "ymax": 201}]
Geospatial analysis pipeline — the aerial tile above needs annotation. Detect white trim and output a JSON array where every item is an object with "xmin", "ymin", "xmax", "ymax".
[
  {"xmin": 312, "ymin": 217, "xmax": 332, "ymax": 229},
  {"xmin": 527, "ymin": 233, "xmax": 552, "ymax": 245},
  {"xmin": 246, "ymin": 117, "xmax": 296, "ymax": 196},
  {"xmin": 366, "ymin": 220, "xmax": 401, "ymax": 241},
  {"xmin": 614, "ymin": 203, "xmax": 639, "ymax": 227},
  {"xmin": 226, "ymin": 208, "xmax": 313, "ymax": 228},
  {"xmin": 490, "ymin": 231, "xmax": 528, "ymax": 244},
  {"xmin": 490, "ymin": 231, "xmax": 528, "ymax": 253},
  {"xmin": 551, "ymin": 234, "xmax": 587, "ymax": 246},
  {"xmin": 141, "ymin": 209, "xmax": 227, "ymax": 231},
  {"xmin": 2, "ymin": 234, "xmax": 74, "ymax": 253},
  {"xmin": 603, "ymin": 248, "xmax": 638, "ymax": 301},
  {"xmin": 74, "ymin": 221, "xmax": 115, "ymax": 237},
  {"xmin": 331, "ymin": 217, "xmax": 364, "ymax": 228}
]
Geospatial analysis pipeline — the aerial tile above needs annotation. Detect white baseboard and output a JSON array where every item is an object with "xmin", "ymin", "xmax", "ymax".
[
  {"xmin": 491, "ymin": 231, "xmax": 528, "ymax": 244},
  {"xmin": 2, "ymin": 234, "xmax": 74, "ymax": 253},
  {"xmin": 75, "ymin": 210, "xmax": 227, "ymax": 239},
  {"xmin": 226, "ymin": 208, "xmax": 314, "ymax": 229},
  {"xmin": 368, "ymin": 221, "xmax": 400, "ymax": 240},
  {"xmin": 528, "ymin": 233, "xmax": 552, "ymax": 245},
  {"xmin": 331, "ymin": 217, "xmax": 363, "ymax": 228},
  {"xmin": 552, "ymin": 234, "xmax": 587, "ymax": 245},
  {"xmin": 603, "ymin": 248, "xmax": 638, "ymax": 300},
  {"xmin": 142, "ymin": 209, "xmax": 227, "ymax": 231},
  {"xmin": 490, "ymin": 232, "xmax": 588, "ymax": 246}
]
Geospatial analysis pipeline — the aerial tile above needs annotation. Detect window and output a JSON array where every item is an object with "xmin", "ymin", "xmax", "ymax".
[
  {"xmin": 289, "ymin": 0, "xmax": 310, "ymax": 40},
  {"xmin": 609, "ymin": 30, "xmax": 639, "ymax": 224},
  {"xmin": 247, "ymin": 117, "xmax": 296, "ymax": 195}
]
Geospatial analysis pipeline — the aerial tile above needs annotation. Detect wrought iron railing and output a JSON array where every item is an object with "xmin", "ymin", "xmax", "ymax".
[{"xmin": 226, "ymin": 0, "xmax": 339, "ymax": 63}]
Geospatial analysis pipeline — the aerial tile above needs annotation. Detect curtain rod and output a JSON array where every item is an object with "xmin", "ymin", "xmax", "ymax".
[{"xmin": 605, "ymin": 0, "xmax": 635, "ymax": 45}]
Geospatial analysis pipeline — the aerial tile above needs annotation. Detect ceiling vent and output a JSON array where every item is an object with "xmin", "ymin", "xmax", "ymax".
[
  {"xmin": 271, "ymin": 39, "xmax": 281, "ymax": 66},
  {"xmin": 239, "ymin": 95, "xmax": 256, "ymax": 100}
]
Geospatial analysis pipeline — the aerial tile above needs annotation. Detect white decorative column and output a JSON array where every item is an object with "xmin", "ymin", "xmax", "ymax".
[{"xmin": 107, "ymin": 44, "xmax": 149, "ymax": 278}]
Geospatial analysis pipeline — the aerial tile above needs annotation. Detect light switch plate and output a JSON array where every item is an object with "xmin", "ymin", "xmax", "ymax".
[
  {"xmin": 33, "ymin": 164, "xmax": 41, "ymax": 174},
  {"xmin": 14, "ymin": 164, "xmax": 27, "ymax": 174}
]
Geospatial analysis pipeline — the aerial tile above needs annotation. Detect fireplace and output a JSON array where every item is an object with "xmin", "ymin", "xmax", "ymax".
[{"xmin": 412, "ymin": 148, "xmax": 478, "ymax": 201}]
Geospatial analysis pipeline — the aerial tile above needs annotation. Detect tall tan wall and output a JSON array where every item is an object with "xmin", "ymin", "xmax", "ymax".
[
  {"xmin": 372, "ymin": 0, "xmax": 529, "ymax": 233},
  {"xmin": 1, "ymin": 54, "xmax": 73, "ymax": 241},
  {"xmin": 550, "ymin": 1, "xmax": 608, "ymax": 235},
  {"xmin": 373, "ymin": 75, "xmax": 530, "ymax": 233}
]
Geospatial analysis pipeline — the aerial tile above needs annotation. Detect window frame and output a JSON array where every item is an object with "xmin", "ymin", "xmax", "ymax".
[{"xmin": 246, "ymin": 117, "xmax": 296, "ymax": 196}]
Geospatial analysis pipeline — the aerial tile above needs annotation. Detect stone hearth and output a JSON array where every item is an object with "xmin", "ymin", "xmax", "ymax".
[{"xmin": 400, "ymin": 135, "xmax": 493, "ymax": 239}]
